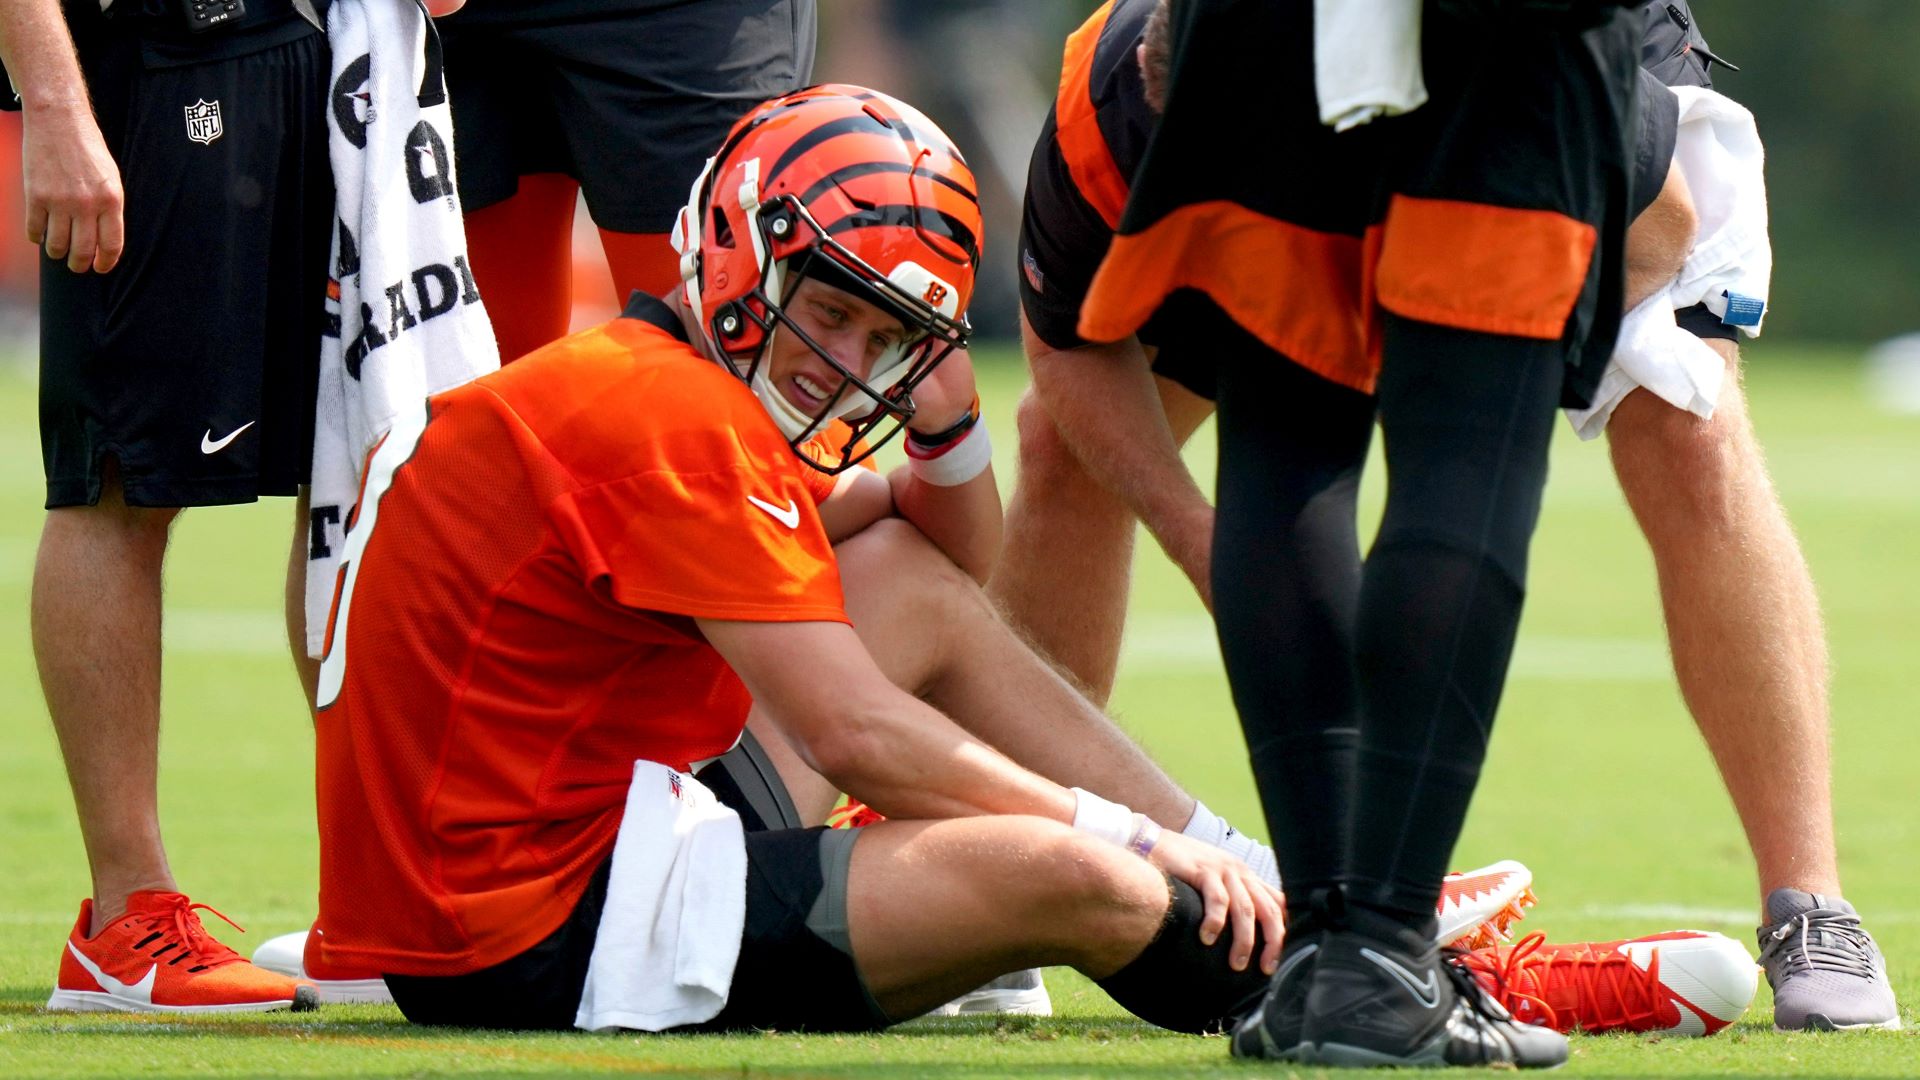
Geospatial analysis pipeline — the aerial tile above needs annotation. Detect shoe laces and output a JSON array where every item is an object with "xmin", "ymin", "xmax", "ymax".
[
  {"xmin": 1440, "ymin": 956, "xmax": 1535, "ymax": 1063},
  {"xmin": 123, "ymin": 896, "xmax": 246, "ymax": 973},
  {"xmin": 1761, "ymin": 908, "xmax": 1880, "ymax": 982},
  {"xmin": 1456, "ymin": 932, "xmax": 1672, "ymax": 1033},
  {"xmin": 1450, "ymin": 886, "xmax": 1539, "ymax": 951}
]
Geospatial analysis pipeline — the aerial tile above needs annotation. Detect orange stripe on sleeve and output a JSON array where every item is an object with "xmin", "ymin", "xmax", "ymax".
[
  {"xmin": 1078, "ymin": 200, "xmax": 1375, "ymax": 393},
  {"xmin": 1054, "ymin": 1, "xmax": 1131, "ymax": 231},
  {"xmin": 1374, "ymin": 195, "xmax": 1598, "ymax": 341}
]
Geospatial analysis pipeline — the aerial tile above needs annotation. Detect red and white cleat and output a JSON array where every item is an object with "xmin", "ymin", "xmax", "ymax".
[
  {"xmin": 1437, "ymin": 860, "xmax": 1538, "ymax": 949},
  {"xmin": 48, "ymin": 892, "xmax": 317, "ymax": 1014},
  {"xmin": 252, "ymin": 924, "xmax": 392, "ymax": 1005},
  {"xmin": 1455, "ymin": 929, "xmax": 1759, "ymax": 1036}
]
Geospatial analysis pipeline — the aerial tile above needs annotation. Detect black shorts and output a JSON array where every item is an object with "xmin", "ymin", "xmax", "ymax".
[
  {"xmin": 437, "ymin": 0, "xmax": 817, "ymax": 234},
  {"xmin": 1081, "ymin": 0, "xmax": 1641, "ymax": 409},
  {"xmin": 385, "ymin": 746, "xmax": 889, "ymax": 1033},
  {"xmin": 39, "ymin": 14, "xmax": 331, "ymax": 509}
]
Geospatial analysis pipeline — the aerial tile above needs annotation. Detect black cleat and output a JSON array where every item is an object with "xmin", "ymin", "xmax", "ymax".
[
  {"xmin": 1295, "ymin": 906, "xmax": 1567, "ymax": 1068},
  {"xmin": 1230, "ymin": 910, "xmax": 1327, "ymax": 1060}
]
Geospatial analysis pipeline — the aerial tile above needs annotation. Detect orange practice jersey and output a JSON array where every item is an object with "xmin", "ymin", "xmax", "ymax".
[{"xmin": 314, "ymin": 299, "xmax": 846, "ymax": 976}]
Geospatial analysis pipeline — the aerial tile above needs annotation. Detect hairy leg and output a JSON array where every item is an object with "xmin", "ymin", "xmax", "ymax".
[
  {"xmin": 33, "ymin": 471, "xmax": 180, "ymax": 933},
  {"xmin": 1606, "ymin": 339, "xmax": 1838, "ymax": 900},
  {"xmin": 989, "ymin": 379, "xmax": 1213, "ymax": 705},
  {"xmin": 748, "ymin": 517, "xmax": 1197, "ymax": 828},
  {"xmin": 462, "ymin": 173, "xmax": 580, "ymax": 363},
  {"xmin": 844, "ymin": 816, "xmax": 1170, "ymax": 1017}
]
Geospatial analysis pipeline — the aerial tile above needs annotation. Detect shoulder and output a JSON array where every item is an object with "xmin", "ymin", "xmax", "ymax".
[{"xmin": 477, "ymin": 318, "xmax": 797, "ymax": 487}]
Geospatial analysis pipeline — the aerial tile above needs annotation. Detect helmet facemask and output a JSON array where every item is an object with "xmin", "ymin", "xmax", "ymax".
[{"xmin": 705, "ymin": 193, "xmax": 971, "ymax": 474}]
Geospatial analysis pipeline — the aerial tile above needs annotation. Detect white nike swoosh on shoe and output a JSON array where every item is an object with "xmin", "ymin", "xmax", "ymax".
[
  {"xmin": 747, "ymin": 494, "xmax": 801, "ymax": 529},
  {"xmin": 201, "ymin": 421, "xmax": 257, "ymax": 455},
  {"xmin": 67, "ymin": 942, "xmax": 157, "ymax": 1006},
  {"xmin": 1361, "ymin": 946, "xmax": 1441, "ymax": 1009}
]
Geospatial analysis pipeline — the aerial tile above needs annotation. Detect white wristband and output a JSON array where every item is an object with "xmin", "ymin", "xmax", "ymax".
[
  {"xmin": 905, "ymin": 420, "xmax": 991, "ymax": 487},
  {"xmin": 1071, "ymin": 787, "xmax": 1136, "ymax": 849}
]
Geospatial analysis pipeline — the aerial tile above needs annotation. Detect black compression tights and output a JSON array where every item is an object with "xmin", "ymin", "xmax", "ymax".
[{"xmin": 1212, "ymin": 313, "xmax": 1565, "ymax": 927}]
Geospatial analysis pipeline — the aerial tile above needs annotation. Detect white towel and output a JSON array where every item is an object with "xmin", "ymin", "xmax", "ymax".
[
  {"xmin": 304, "ymin": 0, "xmax": 499, "ymax": 656},
  {"xmin": 575, "ymin": 762, "xmax": 749, "ymax": 1033},
  {"xmin": 1564, "ymin": 86, "xmax": 1769, "ymax": 439},
  {"xmin": 1314, "ymin": 0, "xmax": 1426, "ymax": 132},
  {"xmin": 1666, "ymin": 85, "xmax": 1770, "ymax": 332}
]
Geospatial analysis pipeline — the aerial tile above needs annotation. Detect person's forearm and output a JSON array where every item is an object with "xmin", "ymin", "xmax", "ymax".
[
  {"xmin": 0, "ymin": 0, "xmax": 89, "ymax": 112},
  {"xmin": 886, "ymin": 465, "xmax": 1001, "ymax": 583},
  {"xmin": 800, "ymin": 684, "xmax": 1077, "ymax": 822},
  {"xmin": 1027, "ymin": 330, "xmax": 1213, "ymax": 592}
]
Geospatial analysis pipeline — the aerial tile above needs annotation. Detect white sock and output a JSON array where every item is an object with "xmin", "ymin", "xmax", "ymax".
[{"xmin": 1182, "ymin": 800, "xmax": 1282, "ymax": 890}]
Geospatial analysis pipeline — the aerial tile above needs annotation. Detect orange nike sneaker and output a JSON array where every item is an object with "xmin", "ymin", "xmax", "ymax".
[
  {"xmin": 48, "ymin": 892, "xmax": 318, "ymax": 1014},
  {"xmin": 1455, "ymin": 930, "xmax": 1758, "ymax": 1036},
  {"xmin": 1438, "ymin": 860, "xmax": 1538, "ymax": 949}
]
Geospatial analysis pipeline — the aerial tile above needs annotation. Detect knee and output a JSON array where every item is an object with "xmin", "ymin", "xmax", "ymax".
[
  {"xmin": 836, "ymin": 517, "xmax": 982, "ymax": 615},
  {"xmin": 1011, "ymin": 389, "xmax": 1083, "ymax": 487},
  {"xmin": 1023, "ymin": 825, "xmax": 1168, "ymax": 967},
  {"xmin": 1608, "ymin": 389, "xmax": 1747, "ymax": 532}
]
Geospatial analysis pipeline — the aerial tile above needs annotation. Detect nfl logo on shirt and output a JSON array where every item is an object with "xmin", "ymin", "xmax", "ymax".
[
  {"xmin": 668, "ymin": 770, "xmax": 685, "ymax": 802},
  {"xmin": 185, "ymin": 99, "xmax": 223, "ymax": 145}
]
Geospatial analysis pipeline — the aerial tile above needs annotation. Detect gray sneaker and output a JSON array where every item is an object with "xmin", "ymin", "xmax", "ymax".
[{"xmin": 1758, "ymin": 889, "xmax": 1901, "ymax": 1031}]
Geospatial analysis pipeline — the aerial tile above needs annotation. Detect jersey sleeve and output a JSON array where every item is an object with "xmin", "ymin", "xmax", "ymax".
[
  {"xmin": 549, "ymin": 424, "xmax": 849, "ymax": 626},
  {"xmin": 1018, "ymin": 110, "xmax": 1121, "ymax": 352}
]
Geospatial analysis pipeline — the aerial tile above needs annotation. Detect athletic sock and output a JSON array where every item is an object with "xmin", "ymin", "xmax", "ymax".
[
  {"xmin": 1182, "ymin": 800, "xmax": 1281, "ymax": 889},
  {"xmin": 1095, "ymin": 876, "xmax": 1270, "ymax": 1034}
]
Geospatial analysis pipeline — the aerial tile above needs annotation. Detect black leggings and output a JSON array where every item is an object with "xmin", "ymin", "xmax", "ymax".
[{"xmin": 1212, "ymin": 312, "xmax": 1565, "ymax": 923}]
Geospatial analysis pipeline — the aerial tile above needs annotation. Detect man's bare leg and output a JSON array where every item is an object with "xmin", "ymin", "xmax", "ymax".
[
  {"xmin": 840, "ymin": 518, "xmax": 1194, "ymax": 827},
  {"xmin": 844, "ymin": 816, "xmax": 1171, "ymax": 1017},
  {"xmin": 32, "ymin": 472, "xmax": 179, "ymax": 934},
  {"xmin": 286, "ymin": 488, "xmax": 320, "ymax": 713},
  {"xmin": 989, "ymin": 381, "xmax": 1213, "ymax": 705},
  {"xmin": 1606, "ymin": 341, "xmax": 1840, "ymax": 900}
]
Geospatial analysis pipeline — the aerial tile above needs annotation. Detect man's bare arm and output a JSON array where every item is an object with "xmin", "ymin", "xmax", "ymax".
[
  {"xmin": 701, "ymin": 616, "xmax": 1073, "ymax": 821},
  {"xmin": 0, "ymin": 0, "xmax": 124, "ymax": 273},
  {"xmin": 1022, "ymin": 312, "xmax": 1214, "ymax": 606}
]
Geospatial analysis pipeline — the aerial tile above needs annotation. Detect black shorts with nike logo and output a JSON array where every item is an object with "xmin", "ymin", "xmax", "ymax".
[{"xmin": 38, "ymin": 6, "xmax": 332, "ymax": 509}]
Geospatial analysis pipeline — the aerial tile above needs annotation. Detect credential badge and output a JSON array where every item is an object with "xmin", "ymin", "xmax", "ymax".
[{"xmin": 185, "ymin": 99, "xmax": 223, "ymax": 145}]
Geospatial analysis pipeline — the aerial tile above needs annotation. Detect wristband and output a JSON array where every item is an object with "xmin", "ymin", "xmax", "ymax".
[
  {"xmin": 906, "ymin": 396, "xmax": 981, "ymax": 449},
  {"xmin": 1070, "ymin": 787, "xmax": 1136, "ymax": 849},
  {"xmin": 1126, "ymin": 814, "xmax": 1162, "ymax": 860},
  {"xmin": 905, "ymin": 418, "xmax": 991, "ymax": 487}
]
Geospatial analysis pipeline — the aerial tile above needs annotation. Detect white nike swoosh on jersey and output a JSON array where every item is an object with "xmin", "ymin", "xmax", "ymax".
[
  {"xmin": 1361, "ymin": 946, "xmax": 1441, "ymax": 1008},
  {"xmin": 747, "ymin": 494, "xmax": 801, "ymax": 529},
  {"xmin": 201, "ymin": 420, "xmax": 257, "ymax": 455},
  {"xmin": 67, "ymin": 941, "xmax": 157, "ymax": 1006}
]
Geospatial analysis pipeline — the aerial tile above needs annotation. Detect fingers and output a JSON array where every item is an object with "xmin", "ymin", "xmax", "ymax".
[
  {"xmin": 67, "ymin": 210, "xmax": 99, "ymax": 273},
  {"xmin": 1255, "ymin": 879, "xmax": 1285, "ymax": 975},
  {"xmin": 93, "ymin": 201, "xmax": 125, "ymax": 273},
  {"xmin": 26, "ymin": 200, "xmax": 48, "ymax": 247},
  {"xmin": 1224, "ymin": 871, "xmax": 1256, "ymax": 972},
  {"xmin": 42, "ymin": 207, "xmax": 73, "ymax": 263},
  {"xmin": 1197, "ymin": 871, "xmax": 1230, "ymax": 950}
]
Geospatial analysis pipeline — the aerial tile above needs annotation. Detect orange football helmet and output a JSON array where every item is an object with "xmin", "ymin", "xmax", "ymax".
[{"xmin": 671, "ymin": 84, "xmax": 982, "ymax": 472}]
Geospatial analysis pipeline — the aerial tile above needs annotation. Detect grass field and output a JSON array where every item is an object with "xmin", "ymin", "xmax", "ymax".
[{"xmin": 1, "ymin": 344, "xmax": 1915, "ymax": 1078}]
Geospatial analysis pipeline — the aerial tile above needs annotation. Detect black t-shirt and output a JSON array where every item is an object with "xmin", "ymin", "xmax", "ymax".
[{"xmin": 1018, "ymin": 0, "xmax": 1735, "ymax": 352}]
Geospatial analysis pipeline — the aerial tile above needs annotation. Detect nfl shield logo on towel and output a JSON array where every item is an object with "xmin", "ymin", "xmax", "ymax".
[{"xmin": 185, "ymin": 99, "xmax": 223, "ymax": 145}]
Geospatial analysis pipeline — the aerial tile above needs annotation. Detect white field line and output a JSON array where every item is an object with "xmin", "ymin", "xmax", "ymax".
[{"xmin": 1120, "ymin": 613, "xmax": 1670, "ymax": 681}]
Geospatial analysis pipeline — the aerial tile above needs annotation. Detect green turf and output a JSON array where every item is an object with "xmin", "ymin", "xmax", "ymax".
[{"xmin": 1, "ymin": 345, "xmax": 1915, "ymax": 1077}]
